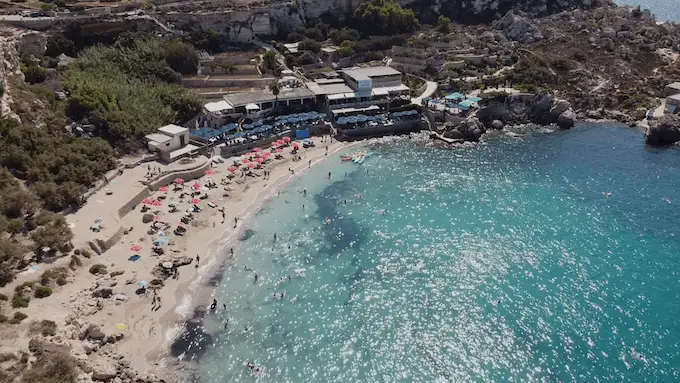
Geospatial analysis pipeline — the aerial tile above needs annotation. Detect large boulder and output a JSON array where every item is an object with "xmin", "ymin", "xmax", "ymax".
[
  {"xmin": 557, "ymin": 109, "xmax": 576, "ymax": 129},
  {"xmin": 493, "ymin": 11, "xmax": 543, "ymax": 44},
  {"xmin": 91, "ymin": 357, "xmax": 118, "ymax": 381},
  {"xmin": 646, "ymin": 115, "xmax": 680, "ymax": 146},
  {"xmin": 443, "ymin": 118, "xmax": 486, "ymax": 142},
  {"xmin": 17, "ymin": 33, "xmax": 46, "ymax": 56}
]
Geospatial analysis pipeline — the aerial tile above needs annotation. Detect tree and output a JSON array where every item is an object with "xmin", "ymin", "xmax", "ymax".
[
  {"xmin": 46, "ymin": 33, "xmax": 76, "ymax": 57},
  {"xmin": 437, "ymin": 16, "xmax": 452, "ymax": 33},
  {"xmin": 164, "ymin": 40, "xmax": 198, "ymax": 75},
  {"xmin": 268, "ymin": 81, "xmax": 280, "ymax": 108},
  {"xmin": 40, "ymin": 2, "xmax": 57, "ymax": 12},
  {"xmin": 262, "ymin": 50, "xmax": 277, "ymax": 72},
  {"xmin": 298, "ymin": 38, "xmax": 321, "ymax": 54},
  {"xmin": 31, "ymin": 216, "xmax": 73, "ymax": 254},
  {"xmin": 220, "ymin": 63, "xmax": 237, "ymax": 74},
  {"xmin": 23, "ymin": 65, "xmax": 47, "ymax": 84},
  {"xmin": 297, "ymin": 51, "xmax": 316, "ymax": 65},
  {"xmin": 329, "ymin": 28, "xmax": 360, "ymax": 45},
  {"xmin": 354, "ymin": 0, "xmax": 418, "ymax": 36},
  {"xmin": 338, "ymin": 41, "xmax": 355, "ymax": 57}
]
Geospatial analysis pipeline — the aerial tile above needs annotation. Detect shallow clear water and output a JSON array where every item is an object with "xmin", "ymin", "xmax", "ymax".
[{"xmin": 198, "ymin": 124, "xmax": 680, "ymax": 382}]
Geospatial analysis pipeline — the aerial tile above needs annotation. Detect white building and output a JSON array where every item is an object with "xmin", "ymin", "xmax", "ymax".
[
  {"xmin": 144, "ymin": 124, "xmax": 198, "ymax": 162},
  {"xmin": 306, "ymin": 66, "xmax": 410, "ymax": 109}
]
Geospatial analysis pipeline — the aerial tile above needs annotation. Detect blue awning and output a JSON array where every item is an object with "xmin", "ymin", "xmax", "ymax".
[{"xmin": 445, "ymin": 92, "xmax": 464, "ymax": 100}]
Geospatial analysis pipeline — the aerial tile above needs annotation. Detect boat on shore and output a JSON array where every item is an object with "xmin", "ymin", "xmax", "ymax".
[{"xmin": 340, "ymin": 151, "xmax": 372, "ymax": 163}]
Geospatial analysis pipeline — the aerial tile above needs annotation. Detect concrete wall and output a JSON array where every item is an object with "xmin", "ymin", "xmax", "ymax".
[
  {"xmin": 336, "ymin": 120, "xmax": 426, "ymax": 141},
  {"xmin": 117, "ymin": 187, "xmax": 151, "ymax": 219},
  {"xmin": 148, "ymin": 160, "xmax": 212, "ymax": 191}
]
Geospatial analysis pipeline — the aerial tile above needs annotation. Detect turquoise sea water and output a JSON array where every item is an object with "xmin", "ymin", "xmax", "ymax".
[
  {"xmin": 197, "ymin": 124, "xmax": 680, "ymax": 382},
  {"xmin": 616, "ymin": 0, "xmax": 679, "ymax": 21}
]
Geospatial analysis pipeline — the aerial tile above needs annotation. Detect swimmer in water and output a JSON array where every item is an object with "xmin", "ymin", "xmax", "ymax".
[{"xmin": 254, "ymin": 274, "xmax": 258, "ymax": 283}]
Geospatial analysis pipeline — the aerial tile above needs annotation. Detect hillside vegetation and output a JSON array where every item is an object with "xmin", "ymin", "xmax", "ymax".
[
  {"xmin": 0, "ymin": 34, "xmax": 204, "ymax": 287},
  {"xmin": 64, "ymin": 36, "xmax": 202, "ymax": 149}
]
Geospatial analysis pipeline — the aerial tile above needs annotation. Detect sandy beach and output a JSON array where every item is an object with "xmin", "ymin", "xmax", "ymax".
[{"xmin": 0, "ymin": 137, "xmax": 356, "ymax": 383}]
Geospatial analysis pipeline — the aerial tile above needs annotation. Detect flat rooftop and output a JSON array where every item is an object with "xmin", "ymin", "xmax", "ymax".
[
  {"xmin": 342, "ymin": 66, "xmax": 401, "ymax": 82},
  {"xmin": 223, "ymin": 86, "xmax": 315, "ymax": 107},
  {"xmin": 158, "ymin": 124, "xmax": 187, "ymax": 135},
  {"xmin": 144, "ymin": 133, "xmax": 171, "ymax": 144}
]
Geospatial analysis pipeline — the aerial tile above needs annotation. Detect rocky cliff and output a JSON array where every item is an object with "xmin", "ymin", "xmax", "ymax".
[
  {"xmin": 162, "ymin": 0, "xmax": 603, "ymax": 41},
  {"xmin": 646, "ymin": 115, "xmax": 680, "ymax": 146}
]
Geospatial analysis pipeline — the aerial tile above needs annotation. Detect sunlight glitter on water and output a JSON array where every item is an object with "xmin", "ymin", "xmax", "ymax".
[{"xmin": 196, "ymin": 125, "xmax": 680, "ymax": 382}]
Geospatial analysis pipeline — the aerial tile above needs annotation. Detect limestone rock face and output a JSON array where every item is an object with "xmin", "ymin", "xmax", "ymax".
[
  {"xmin": 17, "ymin": 32, "xmax": 46, "ymax": 56},
  {"xmin": 493, "ymin": 11, "xmax": 544, "ymax": 43},
  {"xmin": 646, "ymin": 115, "xmax": 680, "ymax": 146}
]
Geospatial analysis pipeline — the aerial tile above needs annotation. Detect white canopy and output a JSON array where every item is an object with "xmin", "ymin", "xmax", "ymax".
[
  {"xmin": 245, "ymin": 103, "xmax": 260, "ymax": 110},
  {"xmin": 204, "ymin": 100, "xmax": 233, "ymax": 113}
]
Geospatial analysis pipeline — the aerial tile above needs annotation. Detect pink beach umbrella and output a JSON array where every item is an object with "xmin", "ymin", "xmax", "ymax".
[
  {"xmin": 159, "ymin": 186, "xmax": 169, "ymax": 192},
  {"xmin": 255, "ymin": 157, "xmax": 265, "ymax": 164},
  {"xmin": 191, "ymin": 198, "xmax": 201, "ymax": 204},
  {"xmin": 241, "ymin": 158, "xmax": 250, "ymax": 164},
  {"xmin": 174, "ymin": 178, "xmax": 184, "ymax": 184},
  {"xmin": 247, "ymin": 162, "xmax": 257, "ymax": 168},
  {"xmin": 253, "ymin": 147, "xmax": 262, "ymax": 152},
  {"xmin": 130, "ymin": 245, "xmax": 142, "ymax": 252},
  {"xmin": 142, "ymin": 198, "xmax": 153, "ymax": 205},
  {"xmin": 283, "ymin": 137, "xmax": 291, "ymax": 143},
  {"xmin": 204, "ymin": 169, "xmax": 215, "ymax": 175},
  {"xmin": 152, "ymin": 200, "xmax": 163, "ymax": 206},
  {"xmin": 192, "ymin": 182, "xmax": 201, "ymax": 190},
  {"xmin": 275, "ymin": 148, "xmax": 283, "ymax": 153},
  {"xmin": 152, "ymin": 216, "xmax": 161, "ymax": 221},
  {"xmin": 276, "ymin": 139, "xmax": 285, "ymax": 145},
  {"xmin": 228, "ymin": 166, "xmax": 238, "ymax": 173}
]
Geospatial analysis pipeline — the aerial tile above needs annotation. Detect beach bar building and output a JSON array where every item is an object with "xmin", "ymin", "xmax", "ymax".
[
  {"xmin": 307, "ymin": 66, "xmax": 410, "ymax": 110},
  {"xmin": 144, "ymin": 124, "xmax": 199, "ymax": 162}
]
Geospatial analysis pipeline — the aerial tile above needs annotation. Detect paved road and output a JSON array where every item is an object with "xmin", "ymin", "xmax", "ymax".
[{"xmin": 411, "ymin": 80, "xmax": 438, "ymax": 106}]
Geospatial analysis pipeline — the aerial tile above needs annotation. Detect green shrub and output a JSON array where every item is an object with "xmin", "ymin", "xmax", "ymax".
[
  {"xmin": 41, "ymin": 320, "xmax": 57, "ymax": 336},
  {"xmin": 56, "ymin": 276, "xmax": 67, "ymax": 286},
  {"xmin": 34, "ymin": 286, "xmax": 52, "ymax": 299},
  {"xmin": 80, "ymin": 249, "xmax": 92, "ymax": 258},
  {"xmin": 73, "ymin": 249, "xmax": 81, "ymax": 255},
  {"xmin": 20, "ymin": 347, "xmax": 76, "ymax": 383},
  {"xmin": 10, "ymin": 311, "xmax": 27, "ymax": 324},
  {"xmin": 12, "ymin": 292, "xmax": 30, "ymax": 308},
  {"xmin": 23, "ymin": 65, "xmax": 48, "ymax": 84},
  {"xmin": 89, "ymin": 264, "xmax": 107, "ymax": 275}
]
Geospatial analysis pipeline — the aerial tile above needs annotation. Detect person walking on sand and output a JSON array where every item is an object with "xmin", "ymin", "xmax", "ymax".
[
  {"xmin": 156, "ymin": 296, "xmax": 162, "ymax": 308},
  {"xmin": 210, "ymin": 299, "xmax": 217, "ymax": 310},
  {"xmin": 152, "ymin": 295, "xmax": 157, "ymax": 306},
  {"xmin": 234, "ymin": 217, "xmax": 238, "ymax": 228},
  {"xmin": 308, "ymin": 159, "xmax": 311, "ymax": 168},
  {"xmin": 196, "ymin": 255, "xmax": 200, "ymax": 267}
]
